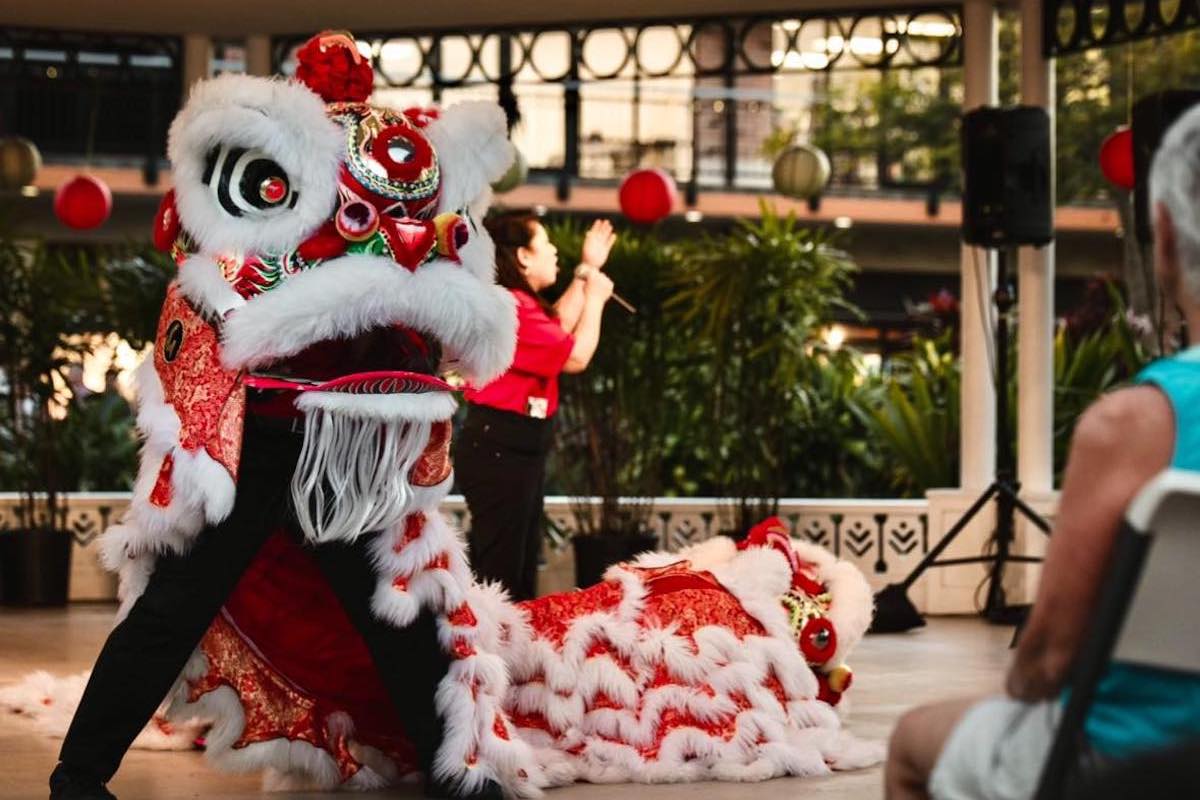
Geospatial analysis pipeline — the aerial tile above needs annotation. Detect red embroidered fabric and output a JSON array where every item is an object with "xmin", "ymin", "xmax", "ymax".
[
  {"xmin": 189, "ymin": 533, "xmax": 846, "ymax": 784},
  {"xmin": 521, "ymin": 580, "xmax": 625, "ymax": 648},
  {"xmin": 149, "ymin": 453, "xmax": 175, "ymax": 508},
  {"xmin": 154, "ymin": 287, "xmax": 245, "ymax": 480},
  {"xmin": 188, "ymin": 533, "xmax": 417, "ymax": 779},
  {"xmin": 409, "ymin": 421, "xmax": 452, "ymax": 487}
]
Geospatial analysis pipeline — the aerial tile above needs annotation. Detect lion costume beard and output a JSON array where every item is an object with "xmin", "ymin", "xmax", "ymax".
[{"xmin": 291, "ymin": 410, "xmax": 432, "ymax": 543}]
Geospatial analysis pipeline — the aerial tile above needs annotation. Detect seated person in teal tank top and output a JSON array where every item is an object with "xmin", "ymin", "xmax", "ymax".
[
  {"xmin": 883, "ymin": 106, "xmax": 1200, "ymax": 800},
  {"xmin": 1085, "ymin": 352, "xmax": 1200, "ymax": 757}
]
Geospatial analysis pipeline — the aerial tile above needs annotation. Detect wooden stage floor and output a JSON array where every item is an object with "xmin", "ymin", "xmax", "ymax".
[{"xmin": 0, "ymin": 606, "xmax": 1011, "ymax": 800}]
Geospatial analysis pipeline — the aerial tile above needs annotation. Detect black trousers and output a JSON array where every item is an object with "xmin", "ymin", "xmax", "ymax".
[
  {"xmin": 454, "ymin": 405, "xmax": 554, "ymax": 602},
  {"xmin": 59, "ymin": 416, "xmax": 450, "ymax": 782}
]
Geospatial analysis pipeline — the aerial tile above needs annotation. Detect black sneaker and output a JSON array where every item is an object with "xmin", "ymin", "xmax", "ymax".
[
  {"xmin": 48, "ymin": 764, "xmax": 117, "ymax": 800},
  {"xmin": 424, "ymin": 775, "xmax": 504, "ymax": 799}
]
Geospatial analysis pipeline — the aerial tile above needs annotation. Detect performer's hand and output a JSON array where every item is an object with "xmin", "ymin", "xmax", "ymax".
[
  {"xmin": 585, "ymin": 270, "xmax": 614, "ymax": 301},
  {"xmin": 581, "ymin": 219, "xmax": 617, "ymax": 269}
]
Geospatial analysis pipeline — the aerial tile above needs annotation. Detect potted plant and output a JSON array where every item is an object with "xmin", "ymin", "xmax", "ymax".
[
  {"xmin": 663, "ymin": 203, "xmax": 861, "ymax": 533},
  {"xmin": 0, "ymin": 231, "xmax": 168, "ymax": 605},
  {"xmin": 547, "ymin": 222, "xmax": 673, "ymax": 587}
]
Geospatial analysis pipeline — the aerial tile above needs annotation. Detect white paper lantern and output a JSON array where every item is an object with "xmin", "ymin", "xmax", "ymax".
[
  {"xmin": 0, "ymin": 136, "xmax": 41, "ymax": 190},
  {"xmin": 772, "ymin": 144, "xmax": 831, "ymax": 199}
]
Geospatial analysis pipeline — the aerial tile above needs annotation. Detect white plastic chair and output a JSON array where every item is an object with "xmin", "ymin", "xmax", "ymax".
[{"xmin": 1033, "ymin": 468, "xmax": 1200, "ymax": 800}]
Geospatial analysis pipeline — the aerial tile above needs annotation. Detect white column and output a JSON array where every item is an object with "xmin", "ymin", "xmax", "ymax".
[
  {"xmin": 245, "ymin": 35, "xmax": 273, "ymax": 77},
  {"xmin": 182, "ymin": 34, "xmax": 212, "ymax": 97},
  {"xmin": 1017, "ymin": 0, "xmax": 1056, "ymax": 494},
  {"xmin": 959, "ymin": 0, "xmax": 999, "ymax": 490}
]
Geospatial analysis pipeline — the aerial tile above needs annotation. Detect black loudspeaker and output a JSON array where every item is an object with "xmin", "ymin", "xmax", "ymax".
[
  {"xmin": 1133, "ymin": 90, "xmax": 1200, "ymax": 245},
  {"xmin": 961, "ymin": 106, "xmax": 1053, "ymax": 248}
]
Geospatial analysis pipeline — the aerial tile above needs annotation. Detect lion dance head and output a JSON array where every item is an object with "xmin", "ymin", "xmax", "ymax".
[{"xmin": 119, "ymin": 30, "xmax": 516, "ymax": 561}]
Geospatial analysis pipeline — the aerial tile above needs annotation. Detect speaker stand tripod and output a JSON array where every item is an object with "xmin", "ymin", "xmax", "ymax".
[{"xmin": 871, "ymin": 247, "xmax": 1052, "ymax": 633}]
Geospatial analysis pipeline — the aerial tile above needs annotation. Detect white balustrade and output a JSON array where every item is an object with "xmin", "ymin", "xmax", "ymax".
[{"xmin": 1, "ymin": 492, "xmax": 934, "ymax": 602}]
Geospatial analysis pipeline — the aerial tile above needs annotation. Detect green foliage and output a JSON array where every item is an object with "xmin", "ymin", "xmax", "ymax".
[
  {"xmin": 807, "ymin": 69, "xmax": 962, "ymax": 190},
  {"xmin": 1055, "ymin": 31, "xmax": 1200, "ymax": 204},
  {"xmin": 1052, "ymin": 291, "xmax": 1150, "ymax": 476},
  {"xmin": 662, "ymin": 204, "xmax": 864, "ymax": 529},
  {"xmin": 60, "ymin": 390, "xmax": 138, "ymax": 492},
  {"xmin": 787, "ymin": 349, "xmax": 893, "ymax": 498},
  {"xmin": 852, "ymin": 333, "xmax": 961, "ymax": 496},
  {"xmin": 547, "ymin": 208, "xmax": 888, "ymax": 530},
  {"xmin": 854, "ymin": 290, "xmax": 1151, "ymax": 496},
  {"xmin": 0, "ymin": 231, "xmax": 171, "ymax": 527}
]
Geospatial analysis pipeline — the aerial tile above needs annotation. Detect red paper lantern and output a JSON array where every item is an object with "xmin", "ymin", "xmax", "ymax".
[
  {"xmin": 54, "ymin": 174, "xmax": 112, "ymax": 230},
  {"xmin": 618, "ymin": 168, "xmax": 676, "ymax": 224},
  {"xmin": 1099, "ymin": 126, "xmax": 1135, "ymax": 191}
]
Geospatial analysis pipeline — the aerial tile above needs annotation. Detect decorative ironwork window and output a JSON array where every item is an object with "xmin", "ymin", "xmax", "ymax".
[
  {"xmin": 273, "ymin": 10, "xmax": 964, "ymax": 88},
  {"xmin": 1044, "ymin": 0, "xmax": 1200, "ymax": 56},
  {"xmin": 273, "ymin": 10, "xmax": 963, "ymax": 196}
]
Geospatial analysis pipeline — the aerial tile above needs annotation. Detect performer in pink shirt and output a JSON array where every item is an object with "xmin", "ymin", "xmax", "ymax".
[{"xmin": 458, "ymin": 214, "xmax": 615, "ymax": 599}]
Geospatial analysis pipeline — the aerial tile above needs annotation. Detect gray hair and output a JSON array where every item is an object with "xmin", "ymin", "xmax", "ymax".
[{"xmin": 1151, "ymin": 105, "xmax": 1200, "ymax": 300}]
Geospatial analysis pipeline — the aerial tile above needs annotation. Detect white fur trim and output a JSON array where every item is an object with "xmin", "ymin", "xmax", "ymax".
[
  {"xmin": 709, "ymin": 547, "xmax": 796, "ymax": 642},
  {"xmin": 220, "ymin": 254, "xmax": 517, "ymax": 386},
  {"xmin": 114, "ymin": 358, "xmax": 236, "ymax": 547},
  {"xmin": 170, "ymin": 682, "xmax": 362, "ymax": 791},
  {"xmin": 177, "ymin": 255, "xmax": 245, "ymax": 318},
  {"xmin": 365, "ymin": 510, "xmax": 546, "ymax": 796},
  {"xmin": 500, "ymin": 561, "xmax": 882, "ymax": 786},
  {"xmin": 98, "ymin": 357, "xmax": 236, "ymax": 600},
  {"xmin": 632, "ymin": 535, "xmax": 736, "ymax": 571},
  {"xmin": 0, "ymin": 670, "xmax": 205, "ymax": 751},
  {"xmin": 425, "ymin": 102, "xmax": 513, "ymax": 221},
  {"xmin": 295, "ymin": 390, "xmax": 457, "ymax": 422},
  {"xmin": 637, "ymin": 537, "xmax": 875, "ymax": 672},
  {"xmin": 168, "ymin": 74, "xmax": 342, "ymax": 256},
  {"xmin": 792, "ymin": 542, "xmax": 875, "ymax": 667}
]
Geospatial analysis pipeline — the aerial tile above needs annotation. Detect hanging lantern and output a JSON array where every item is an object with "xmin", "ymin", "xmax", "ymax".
[
  {"xmin": 618, "ymin": 167, "xmax": 676, "ymax": 224},
  {"xmin": 0, "ymin": 136, "xmax": 42, "ymax": 190},
  {"xmin": 1099, "ymin": 126, "xmax": 1135, "ymax": 191},
  {"xmin": 772, "ymin": 143, "xmax": 831, "ymax": 199},
  {"xmin": 491, "ymin": 146, "xmax": 527, "ymax": 194},
  {"xmin": 54, "ymin": 174, "xmax": 112, "ymax": 230}
]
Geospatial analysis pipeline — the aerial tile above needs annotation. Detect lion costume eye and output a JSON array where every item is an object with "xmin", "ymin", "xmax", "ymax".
[{"xmin": 202, "ymin": 145, "xmax": 298, "ymax": 218}]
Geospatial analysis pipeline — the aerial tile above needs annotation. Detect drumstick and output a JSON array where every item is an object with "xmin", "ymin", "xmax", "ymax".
[
  {"xmin": 576, "ymin": 265, "xmax": 636, "ymax": 314},
  {"xmin": 611, "ymin": 293, "xmax": 637, "ymax": 314}
]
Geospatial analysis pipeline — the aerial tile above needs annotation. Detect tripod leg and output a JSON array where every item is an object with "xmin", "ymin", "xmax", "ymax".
[
  {"xmin": 985, "ymin": 480, "xmax": 1016, "ymax": 621},
  {"xmin": 897, "ymin": 483, "xmax": 1000, "ymax": 590}
]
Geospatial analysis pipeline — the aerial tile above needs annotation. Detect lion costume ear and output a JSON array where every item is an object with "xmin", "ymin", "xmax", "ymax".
[{"xmin": 424, "ymin": 101, "xmax": 514, "ymax": 213}]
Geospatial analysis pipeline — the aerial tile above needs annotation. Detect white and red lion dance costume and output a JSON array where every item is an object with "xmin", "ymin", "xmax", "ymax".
[{"xmin": 2, "ymin": 32, "xmax": 882, "ymax": 795}]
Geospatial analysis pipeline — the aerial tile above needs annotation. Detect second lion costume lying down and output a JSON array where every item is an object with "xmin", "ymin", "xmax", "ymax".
[
  {"xmin": 183, "ymin": 517, "xmax": 882, "ymax": 789},
  {"xmin": 6, "ymin": 520, "xmax": 884, "ymax": 791}
]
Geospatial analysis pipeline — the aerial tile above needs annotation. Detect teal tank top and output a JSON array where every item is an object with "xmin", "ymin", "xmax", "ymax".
[{"xmin": 1082, "ymin": 347, "xmax": 1200, "ymax": 756}]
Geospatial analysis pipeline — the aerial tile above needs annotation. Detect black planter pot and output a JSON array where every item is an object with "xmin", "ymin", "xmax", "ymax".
[
  {"xmin": 573, "ymin": 531, "xmax": 659, "ymax": 589},
  {"xmin": 0, "ymin": 528, "xmax": 73, "ymax": 607}
]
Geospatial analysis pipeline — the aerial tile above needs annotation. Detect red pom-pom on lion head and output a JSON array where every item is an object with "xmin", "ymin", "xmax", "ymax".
[{"xmin": 295, "ymin": 31, "xmax": 374, "ymax": 103}]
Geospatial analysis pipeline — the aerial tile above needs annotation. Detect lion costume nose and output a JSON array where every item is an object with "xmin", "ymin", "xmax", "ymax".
[{"xmin": 827, "ymin": 665, "xmax": 853, "ymax": 693}]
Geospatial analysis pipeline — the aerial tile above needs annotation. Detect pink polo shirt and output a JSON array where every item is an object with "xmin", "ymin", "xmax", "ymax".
[{"xmin": 465, "ymin": 290, "xmax": 575, "ymax": 417}]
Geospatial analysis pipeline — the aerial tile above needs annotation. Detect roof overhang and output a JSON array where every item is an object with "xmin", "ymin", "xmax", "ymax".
[{"xmin": 2, "ymin": 0, "xmax": 958, "ymax": 36}]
